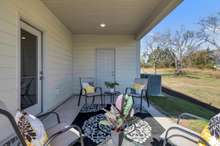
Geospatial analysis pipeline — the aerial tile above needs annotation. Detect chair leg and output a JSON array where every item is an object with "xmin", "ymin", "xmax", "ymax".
[
  {"xmin": 101, "ymin": 95, "xmax": 103, "ymax": 105},
  {"xmin": 146, "ymin": 95, "xmax": 150, "ymax": 107},
  {"xmin": 78, "ymin": 94, "xmax": 82, "ymax": 106},
  {"xmin": 111, "ymin": 95, "xmax": 114, "ymax": 103},
  {"xmin": 140, "ymin": 96, "xmax": 143, "ymax": 112},
  {"xmin": 92, "ymin": 96, "xmax": 95, "ymax": 104},
  {"xmin": 85, "ymin": 96, "xmax": 88, "ymax": 105}
]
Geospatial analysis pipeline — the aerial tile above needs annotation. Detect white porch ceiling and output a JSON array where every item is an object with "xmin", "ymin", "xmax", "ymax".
[{"xmin": 41, "ymin": 0, "xmax": 182, "ymax": 39}]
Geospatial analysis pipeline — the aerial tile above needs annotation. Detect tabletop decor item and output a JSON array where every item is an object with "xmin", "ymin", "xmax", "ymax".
[
  {"xmin": 99, "ymin": 94, "xmax": 134, "ymax": 146},
  {"xmin": 104, "ymin": 81, "xmax": 119, "ymax": 92}
]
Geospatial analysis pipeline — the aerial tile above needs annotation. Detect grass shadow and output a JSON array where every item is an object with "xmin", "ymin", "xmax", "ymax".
[
  {"xmin": 163, "ymin": 71, "xmax": 201, "ymax": 79},
  {"xmin": 184, "ymin": 75, "xmax": 201, "ymax": 79}
]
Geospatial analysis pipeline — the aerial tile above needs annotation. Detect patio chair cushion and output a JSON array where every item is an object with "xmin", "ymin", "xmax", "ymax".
[
  {"xmin": 82, "ymin": 82, "xmax": 95, "ymax": 94},
  {"xmin": 15, "ymin": 111, "xmax": 49, "ymax": 146},
  {"xmin": 160, "ymin": 124, "xmax": 199, "ymax": 146},
  {"xmin": 47, "ymin": 122, "xmax": 80, "ymax": 146},
  {"xmin": 132, "ymin": 83, "xmax": 144, "ymax": 94}
]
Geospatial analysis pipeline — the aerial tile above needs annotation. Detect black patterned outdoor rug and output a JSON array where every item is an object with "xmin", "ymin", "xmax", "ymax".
[{"xmin": 72, "ymin": 104, "xmax": 166, "ymax": 146}]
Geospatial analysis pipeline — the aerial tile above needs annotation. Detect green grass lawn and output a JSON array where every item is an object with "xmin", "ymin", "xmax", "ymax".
[
  {"xmin": 149, "ymin": 95, "xmax": 216, "ymax": 132},
  {"xmin": 143, "ymin": 68, "xmax": 220, "ymax": 108}
]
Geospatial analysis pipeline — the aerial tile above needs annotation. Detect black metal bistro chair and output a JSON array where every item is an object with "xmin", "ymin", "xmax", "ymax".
[
  {"xmin": 125, "ymin": 78, "xmax": 149, "ymax": 111},
  {"xmin": 0, "ymin": 101, "xmax": 84, "ymax": 146},
  {"xmin": 78, "ymin": 77, "xmax": 103, "ymax": 106}
]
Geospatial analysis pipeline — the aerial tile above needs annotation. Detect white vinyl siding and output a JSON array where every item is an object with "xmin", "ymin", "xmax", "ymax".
[
  {"xmin": 0, "ymin": 0, "xmax": 73, "ymax": 142},
  {"xmin": 72, "ymin": 35, "xmax": 139, "ymax": 93}
]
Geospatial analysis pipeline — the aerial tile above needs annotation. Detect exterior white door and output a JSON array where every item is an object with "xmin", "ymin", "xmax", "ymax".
[
  {"xmin": 96, "ymin": 48, "xmax": 115, "ymax": 90},
  {"xmin": 20, "ymin": 22, "xmax": 42, "ymax": 115}
]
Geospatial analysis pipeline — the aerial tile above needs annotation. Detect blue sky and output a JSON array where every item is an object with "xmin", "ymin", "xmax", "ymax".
[{"xmin": 141, "ymin": 0, "xmax": 220, "ymax": 51}]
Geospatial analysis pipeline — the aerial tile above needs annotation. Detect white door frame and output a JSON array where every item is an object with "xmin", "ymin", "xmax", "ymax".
[{"xmin": 19, "ymin": 21, "xmax": 43, "ymax": 115}]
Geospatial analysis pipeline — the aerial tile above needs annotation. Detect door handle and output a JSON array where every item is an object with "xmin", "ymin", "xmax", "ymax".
[{"xmin": 40, "ymin": 71, "xmax": 43, "ymax": 80}]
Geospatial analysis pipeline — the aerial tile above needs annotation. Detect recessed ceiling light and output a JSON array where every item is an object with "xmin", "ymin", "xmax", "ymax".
[
  {"xmin": 100, "ymin": 23, "xmax": 106, "ymax": 28},
  {"xmin": 21, "ymin": 36, "xmax": 26, "ymax": 40}
]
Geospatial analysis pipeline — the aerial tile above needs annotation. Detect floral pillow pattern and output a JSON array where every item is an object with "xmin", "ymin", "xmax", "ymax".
[{"xmin": 15, "ymin": 111, "xmax": 49, "ymax": 146}]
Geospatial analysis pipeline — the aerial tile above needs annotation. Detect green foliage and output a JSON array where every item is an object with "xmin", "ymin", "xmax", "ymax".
[
  {"xmin": 149, "ymin": 95, "xmax": 215, "ymax": 133},
  {"xmin": 145, "ymin": 48, "xmax": 216, "ymax": 69},
  {"xmin": 100, "ymin": 95, "xmax": 133, "ymax": 131},
  {"xmin": 99, "ymin": 120, "xmax": 112, "ymax": 126},
  {"xmin": 147, "ymin": 47, "xmax": 175, "ymax": 68},
  {"xmin": 149, "ymin": 95, "xmax": 215, "ymax": 119},
  {"xmin": 104, "ymin": 81, "xmax": 119, "ymax": 88},
  {"xmin": 183, "ymin": 49, "xmax": 215, "ymax": 69}
]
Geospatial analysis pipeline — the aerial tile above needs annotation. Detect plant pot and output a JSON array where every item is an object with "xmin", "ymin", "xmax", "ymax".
[
  {"xmin": 111, "ymin": 130, "xmax": 123, "ymax": 146},
  {"xmin": 110, "ymin": 88, "xmax": 115, "ymax": 93}
]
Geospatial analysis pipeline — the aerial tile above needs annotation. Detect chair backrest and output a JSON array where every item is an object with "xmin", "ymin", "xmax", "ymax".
[
  {"xmin": 134, "ymin": 78, "xmax": 148, "ymax": 90},
  {"xmin": 0, "ymin": 101, "xmax": 27, "ymax": 146},
  {"xmin": 80, "ymin": 77, "xmax": 96, "ymax": 88}
]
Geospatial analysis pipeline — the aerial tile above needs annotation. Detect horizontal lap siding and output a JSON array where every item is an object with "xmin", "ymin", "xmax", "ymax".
[
  {"xmin": 0, "ymin": 0, "xmax": 73, "ymax": 142},
  {"xmin": 72, "ymin": 35, "xmax": 139, "ymax": 93},
  {"xmin": 0, "ymin": 0, "xmax": 19, "ymax": 142}
]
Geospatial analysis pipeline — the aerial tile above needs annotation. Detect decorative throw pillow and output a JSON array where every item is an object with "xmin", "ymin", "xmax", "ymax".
[
  {"xmin": 132, "ymin": 83, "xmax": 145, "ymax": 94},
  {"xmin": 15, "ymin": 111, "xmax": 49, "ymax": 146},
  {"xmin": 82, "ymin": 82, "xmax": 95, "ymax": 94},
  {"xmin": 198, "ymin": 113, "xmax": 220, "ymax": 146}
]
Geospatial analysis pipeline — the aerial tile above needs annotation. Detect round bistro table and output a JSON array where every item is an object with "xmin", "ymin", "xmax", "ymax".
[{"xmin": 103, "ymin": 91, "xmax": 121, "ymax": 104}]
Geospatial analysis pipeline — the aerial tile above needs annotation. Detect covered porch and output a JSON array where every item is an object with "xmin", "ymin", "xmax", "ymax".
[{"xmin": 0, "ymin": 0, "xmax": 184, "ymax": 145}]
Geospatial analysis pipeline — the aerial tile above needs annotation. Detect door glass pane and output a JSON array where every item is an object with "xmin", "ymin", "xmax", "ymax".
[{"xmin": 20, "ymin": 29, "xmax": 38, "ymax": 110}]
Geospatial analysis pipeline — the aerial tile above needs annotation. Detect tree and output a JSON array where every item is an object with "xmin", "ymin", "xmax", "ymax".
[
  {"xmin": 140, "ymin": 54, "xmax": 147, "ymax": 68},
  {"xmin": 170, "ymin": 27, "xmax": 206, "ymax": 74},
  {"xmin": 183, "ymin": 49, "xmax": 215, "ymax": 69},
  {"xmin": 198, "ymin": 13, "xmax": 220, "ymax": 49},
  {"xmin": 159, "ymin": 48, "xmax": 176, "ymax": 68},
  {"xmin": 148, "ymin": 47, "xmax": 175, "ymax": 68},
  {"xmin": 147, "ymin": 46, "xmax": 163, "ymax": 73},
  {"xmin": 143, "ymin": 32, "xmax": 171, "ymax": 74},
  {"xmin": 198, "ymin": 12, "xmax": 220, "ymax": 65}
]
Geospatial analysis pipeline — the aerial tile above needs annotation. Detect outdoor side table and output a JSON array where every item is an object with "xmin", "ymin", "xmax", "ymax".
[{"xmin": 104, "ymin": 91, "xmax": 121, "ymax": 104}]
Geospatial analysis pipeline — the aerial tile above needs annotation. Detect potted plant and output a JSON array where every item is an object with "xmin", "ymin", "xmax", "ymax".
[
  {"xmin": 100, "ymin": 94, "xmax": 134, "ymax": 146},
  {"xmin": 104, "ymin": 81, "xmax": 119, "ymax": 92}
]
